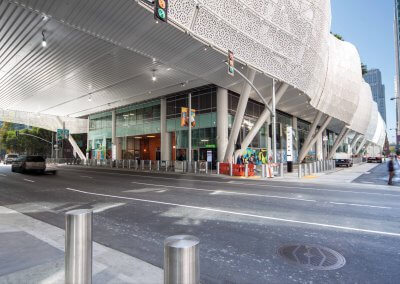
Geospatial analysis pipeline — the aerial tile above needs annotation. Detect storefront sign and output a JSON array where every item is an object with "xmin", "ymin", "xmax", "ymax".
[
  {"xmin": 286, "ymin": 126, "xmax": 293, "ymax": 162},
  {"xmin": 180, "ymin": 107, "xmax": 196, "ymax": 127},
  {"xmin": 207, "ymin": 150, "xmax": 213, "ymax": 162}
]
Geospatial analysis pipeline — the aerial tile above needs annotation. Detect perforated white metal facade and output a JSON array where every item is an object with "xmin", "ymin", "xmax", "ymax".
[{"xmin": 0, "ymin": 0, "xmax": 386, "ymax": 146}]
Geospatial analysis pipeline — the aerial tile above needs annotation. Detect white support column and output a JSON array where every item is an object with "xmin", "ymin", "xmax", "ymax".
[
  {"xmin": 272, "ymin": 80, "xmax": 277, "ymax": 163},
  {"xmin": 86, "ymin": 119, "xmax": 90, "ymax": 159},
  {"xmin": 328, "ymin": 127, "xmax": 350, "ymax": 159},
  {"xmin": 188, "ymin": 92, "xmax": 192, "ymax": 163},
  {"xmin": 112, "ymin": 110, "xmax": 116, "ymax": 160},
  {"xmin": 298, "ymin": 111, "xmax": 324, "ymax": 162},
  {"xmin": 299, "ymin": 116, "xmax": 332, "ymax": 163},
  {"xmin": 224, "ymin": 69, "xmax": 256, "ymax": 162},
  {"xmin": 217, "ymin": 88, "xmax": 229, "ymax": 162},
  {"xmin": 316, "ymin": 132, "xmax": 323, "ymax": 161},
  {"xmin": 235, "ymin": 83, "xmax": 289, "ymax": 159},
  {"xmin": 161, "ymin": 98, "xmax": 172, "ymax": 161}
]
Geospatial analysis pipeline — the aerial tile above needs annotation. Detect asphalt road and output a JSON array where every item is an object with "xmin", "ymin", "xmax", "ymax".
[{"xmin": 1, "ymin": 164, "xmax": 400, "ymax": 283}]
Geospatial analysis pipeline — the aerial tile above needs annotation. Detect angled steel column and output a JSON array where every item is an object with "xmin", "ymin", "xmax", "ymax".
[
  {"xmin": 327, "ymin": 127, "xmax": 350, "ymax": 159},
  {"xmin": 235, "ymin": 83, "xmax": 289, "ymax": 158},
  {"xmin": 299, "ymin": 116, "xmax": 332, "ymax": 163},
  {"xmin": 350, "ymin": 133, "xmax": 362, "ymax": 153},
  {"xmin": 298, "ymin": 111, "xmax": 324, "ymax": 162},
  {"xmin": 56, "ymin": 117, "xmax": 85, "ymax": 159},
  {"xmin": 355, "ymin": 138, "xmax": 367, "ymax": 155},
  {"xmin": 272, "ymin": 80, "xmax": 277, "ymax": 163},
  {"xmin": 224, "ymin": 69, "xmax": 256, "ymax": 162},
  {"xmin": 161, "ymin": 98, "xmax": 172, "ymax": 161}
]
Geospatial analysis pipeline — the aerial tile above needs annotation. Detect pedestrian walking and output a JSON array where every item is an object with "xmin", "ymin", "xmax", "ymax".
[{"xmin": 388, "ymin": 157, "xmax": 395, "ymax": 185}]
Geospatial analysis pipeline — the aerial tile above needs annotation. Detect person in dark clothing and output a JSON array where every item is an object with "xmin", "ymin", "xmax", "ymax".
[{"xmin": 388, "ymin": 157, "xmax": 395, "ymax": 185}]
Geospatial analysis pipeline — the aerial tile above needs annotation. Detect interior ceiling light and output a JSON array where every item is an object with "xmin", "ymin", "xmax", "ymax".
[
  {"xmin": 147, "ymin": 135, "xmax": 156, "ymax": 138},
  {"xmin": 88, "ymin": 94, "xmax": 92, "ymax": 102},
  {"xmin": 152, "ymin": 70, "xmax": 157, "ymax": 82},
  {"xmin": 41, "ymin": 30, "xmax": 47, "ymax": 48}
]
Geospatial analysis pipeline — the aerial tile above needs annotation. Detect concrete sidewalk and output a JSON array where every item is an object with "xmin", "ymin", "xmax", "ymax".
[
  {"xmin": 0, "ymin": 206, "xmax": 162, "ymax": 284},
  {"xmin": 275, "ymin": 163, "xmax": 381, "ymax": 184}
]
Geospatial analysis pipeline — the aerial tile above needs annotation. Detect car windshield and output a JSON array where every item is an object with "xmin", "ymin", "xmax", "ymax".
[
  {"xmin": 26, "ymin": 156, "xmax": 45, "ymax": 162},
  {"xmin": 7, "ymin": 155, "xmax": 18, "ymax": 158}
]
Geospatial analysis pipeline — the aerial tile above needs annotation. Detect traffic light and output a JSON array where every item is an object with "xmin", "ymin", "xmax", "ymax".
[
  {"xmin": 155, "ymin": 0, "xmax": 168, "ymax": 23},
  {"xmin": 228, "ymin": 50, "xmax": 234, "ymax": 76},
  {"xmin": 15, "ymin": 130, "xmax": 19, "ymax": 137}
]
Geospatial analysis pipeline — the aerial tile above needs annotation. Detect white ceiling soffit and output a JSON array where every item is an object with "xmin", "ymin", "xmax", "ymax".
[
  {"xmin": 0, "ymin": 0, "xmax": 331, "ymax": 119},
  {"xmin": 0, "ymin": 108, "xmax": 87, "ymax": 133}
]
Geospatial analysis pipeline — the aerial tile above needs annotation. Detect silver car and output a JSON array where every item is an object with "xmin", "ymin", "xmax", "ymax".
[
  {"xmin": 12, "ymin": 155, "xmax": 47, "ymax": 174},
  {"xmin": 5, "ymin": 154, "xmax": 18, "ymax": 165}
]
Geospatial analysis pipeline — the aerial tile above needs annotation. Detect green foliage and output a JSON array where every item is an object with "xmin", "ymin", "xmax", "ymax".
[
  {"xmin": 0, "ymin": 124, "xmax": 53, "ymax": 156},
  {"xmin": 332, "ymin": 33, "xmax": 344, "ymax": 41}
]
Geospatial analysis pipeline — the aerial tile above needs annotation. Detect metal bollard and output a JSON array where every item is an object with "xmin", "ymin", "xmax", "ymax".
[
  {"xmin": 280, "ymin": 163, "xmax": 284, "ymax": 177},
  {"xmin": 141, "ymin": 160, "xmax": 144, "ymax": 171},
  {"xmin": 245, "ymin": 164, "xmax": 249, "ymax": 177},
  {"xmin": 164, "ymin": 235, "xmax": 200, "ymax": 284},
  {"xmin": 157, "ymin": 160, "xmax": 160, "ymax": 171},
  {"xmin": 194, "ymin": 162, "xmax": 197, "ymax": 174},
  {"xmin": 165, "ymin": 161, "xmax": 169, "ymax": 172},
  {"xmin": 262, "ymin": 164, "xmax": 266, "ymax": 178},
  {"xmin": 217, "ymin": 162, "xmax": 220, "ymax": 175},
  {"xmin": 149, "ymin": 160, "xmax": 152, "ymax": 171},
  {"xmin": 65, "ymin": 209, "xmax": 93, "ymax": 284},
  {"xmin": 229, "ymin": 162, "xmax": 233, "ymax": 176},
  {"xmin": 205, "ymin": 162, "xmax": 208, "ymax": 174},
  {"xmin": 298, "ymin": 163, "xmax": 302, "ymax": 178}
]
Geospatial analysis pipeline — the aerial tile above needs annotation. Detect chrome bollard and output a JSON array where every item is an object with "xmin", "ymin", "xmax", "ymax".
[
  {"xmin": 298, "ymin": 163, "xmax": 302, "ymax": 178},
  {"xmin": 262, "ymin": 164, "xmax": 266, "ymax": 179},
  {"xmin": 149, "ymin": 160, "xmax": 152, "ymax": 171},
  {"xmin": 157, "ymin": 160, "xmax": 160, "ymax": 171},
  {"xmin": 141, "ymin": 160, "xmax": 144, "ymax": 170},
  {"xmin": 280, "ymin": 163, "xmax": 284, "ymax": 177},
  {"xmin": 65, "ymin": 209, "xmax": 93, "ymax": 284},
  {"xmin": 194, "ymin": 162, "xmax": 197, "ymax": 174},
  {"xmin": 245, "ymin": 164, "xmax": 249, "ymax": 177},
  {"xmin": 164, "ymin": 235, "xmax": 200, "ymax": 284},
  {"xmin": 217, "ymin": 162, "xmax": 220, "ymax": 175},
  {"xmin": 229, "ymin": 162, "xmax": 233, "ymax": 176},
  {"xmin": 205, "ymin": 162, "xmax": 208, "ymax": 174}
]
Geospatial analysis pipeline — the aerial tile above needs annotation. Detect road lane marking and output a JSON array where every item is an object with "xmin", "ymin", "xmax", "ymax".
[
  {"xmin": 329, "ymin": 202, "xmax": 392, "ymax": 209},
  {"xmin": 0, "ymin": 174, "xmax": 6, "ymax": 177},
  {"xmin": 64, "ymin": 187, "xmax": 400, "ymax": 238},
  {"xmin": 92, "ymin": 203, "xmax": 125, "ymax": 213},
  {"xmin": 60, "ymin": 168, "xmax": 400, "ymax": 197},
  {"xmin": 80, "ymin": 175, "xmax": 93, "ymax": 179},
  {"xmin": 23, "ymin": 179, "xmax": 35, "ymax": 183},
  {"xmin": 130, "ymin": 181, "xmax": 317, "ymax": 203}
]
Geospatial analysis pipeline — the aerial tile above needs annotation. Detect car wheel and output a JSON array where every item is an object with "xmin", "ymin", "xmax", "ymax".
[{"xmin": 11, "ymin": 167, "xmax": 15, "ymax": 172}]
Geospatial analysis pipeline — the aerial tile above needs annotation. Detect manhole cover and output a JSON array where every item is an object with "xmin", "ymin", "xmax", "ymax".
[{"xmin": 278, "ymin": 244, "xmax": 346, "ymax": 270}]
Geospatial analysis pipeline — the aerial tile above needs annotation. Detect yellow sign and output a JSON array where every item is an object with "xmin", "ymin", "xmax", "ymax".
[{"xmin": 181, "ymin": 107, "xmax": 196, "ymax": 127}]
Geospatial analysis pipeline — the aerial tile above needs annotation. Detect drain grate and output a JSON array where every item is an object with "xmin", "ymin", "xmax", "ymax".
[{"xmin": 278, "ymin": 244, "xmax": 346, "ymax": 270}]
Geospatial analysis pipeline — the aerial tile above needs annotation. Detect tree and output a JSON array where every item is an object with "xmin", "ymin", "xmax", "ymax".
[
  {"xmin": 332, "ymin": 33, "xmax": 344, "ymax": 41},
  {"xmin": 361, "ymin": 63, "xmax": 368, "ymax": 76}
]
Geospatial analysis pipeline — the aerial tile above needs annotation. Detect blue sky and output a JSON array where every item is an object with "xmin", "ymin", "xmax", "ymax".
[{"xmin": 331, "ymin": 0, "xmax": 396, "ymax": 143}]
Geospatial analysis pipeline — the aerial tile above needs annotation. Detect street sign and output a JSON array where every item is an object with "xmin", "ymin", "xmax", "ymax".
[
  {"xmin": 228, "ymin": 50, "xmax": 234, "ymax": 76},
  {"xmin": 57, "ymin": 129, "xmax": 70, "ymax": 140},
  {"xmin": 155, "ymin": 0, "xmax": 168, "ymax": 22}
]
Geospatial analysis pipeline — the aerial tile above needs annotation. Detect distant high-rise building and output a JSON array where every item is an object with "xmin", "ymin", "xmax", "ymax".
[
  {"xmin": 363, "ymin": 69, "xmax": 387, "ymax": 123},
  {"xmin": 394, "ymin": 0, "xmax": 400, "ymax": 145}
]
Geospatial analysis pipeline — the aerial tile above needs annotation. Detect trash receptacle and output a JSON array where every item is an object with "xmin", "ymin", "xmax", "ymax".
[{"xmin": 287, "ymin": 161, "xmax": 293, "ymax": 173}]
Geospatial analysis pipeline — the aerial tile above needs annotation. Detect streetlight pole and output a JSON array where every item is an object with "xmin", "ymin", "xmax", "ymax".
[{"xmin": 272, "ymin": 79, "xmax": 277, "ymax": 164}]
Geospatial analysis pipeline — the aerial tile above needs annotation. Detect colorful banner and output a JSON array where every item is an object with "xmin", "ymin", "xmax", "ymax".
[{"xmin": 180, "ymin": 107, "xmax": 196, "ymax": 127}]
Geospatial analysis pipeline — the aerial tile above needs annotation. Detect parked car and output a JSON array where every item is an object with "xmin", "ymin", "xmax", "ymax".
[
  {"xmin": 367, "ymin": 157, "xmax": 383, "ymax": 163},
  {"xmin": 335, "ymin": 158, "xmax": 353, "ymax": 167},
  {"xmin": 334, "ymin": 152, "xmax": 353, "ymax": 167},
  {"xmin": 4, "ymin": 154, "xmax": 19, "ymax": 165},
  {"xmin": 11, "ymin": 155, "xmax": 55, "ymax": 174}
]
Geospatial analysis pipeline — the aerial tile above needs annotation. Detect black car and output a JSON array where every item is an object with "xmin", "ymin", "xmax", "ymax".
[{"xmin": 335, "ymin": 159, "xmax": 353, "ymax": 167}]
